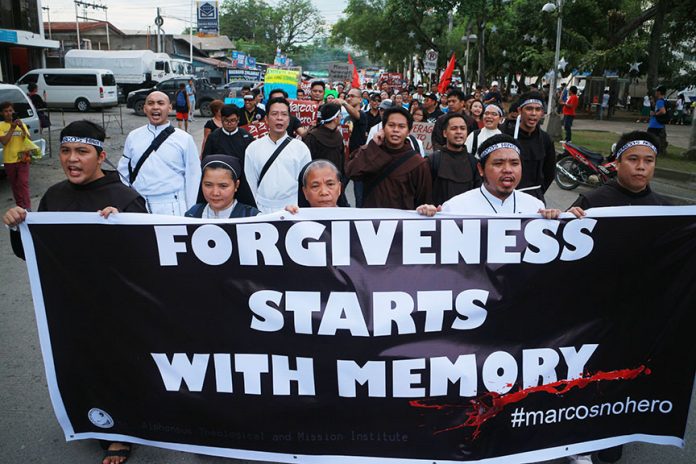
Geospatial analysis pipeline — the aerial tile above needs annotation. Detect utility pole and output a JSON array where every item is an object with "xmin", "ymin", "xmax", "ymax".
[{"xmin": 74, "ymin": 1, "xmax": 109, "ymax": 50}]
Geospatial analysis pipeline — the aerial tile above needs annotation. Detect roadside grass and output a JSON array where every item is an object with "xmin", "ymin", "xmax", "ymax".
[{"xmin": 555, "ymin": 130, "xmax": 694, "ymax": 173}]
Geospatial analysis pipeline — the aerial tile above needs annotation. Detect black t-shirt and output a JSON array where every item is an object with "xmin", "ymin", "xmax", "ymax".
[
  {"xmin": 571, "ymin": 180, "xmax": 670, "ymax": 209},
  {"xmin": 366, "ymin": 110, "xmax": 381, "ymax": 130},
  {"xmin": 204, "ymin": 119, "xmax": 220, "ymax": 132},
  {"xmin": 287, "ymin": 115, "xmax": 302, "ymax": 137},
  {"xmin": 349, "ymin": 110, "xmax": 368, "ymax": 153}
]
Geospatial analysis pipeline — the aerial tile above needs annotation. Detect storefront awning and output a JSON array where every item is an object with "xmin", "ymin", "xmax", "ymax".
[{"xmin": 0, "ymin": 29, "xmax": 59, "ymax": 49}]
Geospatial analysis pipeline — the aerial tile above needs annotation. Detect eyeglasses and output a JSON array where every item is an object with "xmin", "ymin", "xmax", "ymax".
[{"xmin": 483, "ymin": 111, "xmax": 500, "ymax": 117}]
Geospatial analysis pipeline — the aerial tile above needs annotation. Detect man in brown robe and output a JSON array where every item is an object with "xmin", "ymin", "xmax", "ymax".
[
  {"xmin": 345, "ymin": 106, "xmax": 431, "ymax": 209},
  {"xmin": 428, "ymin": 112, "xmax": 480, "ymax": 206}
]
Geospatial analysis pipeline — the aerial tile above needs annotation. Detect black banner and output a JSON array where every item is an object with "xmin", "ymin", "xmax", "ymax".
[{"xmin": 21, "ymin": 207, "xmax": 696, "ymax": 463}]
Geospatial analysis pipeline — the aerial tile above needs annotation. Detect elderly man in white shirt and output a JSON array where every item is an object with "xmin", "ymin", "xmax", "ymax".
[
  {"xmin": 417, "ymin": 134, "xmax": 576, "ymax": 218},
  {"xmin": 244, "ymin": 97, "xmax": 311, "ymax": 213},
  {"xmin": 118, "ymin": 91, "xmax": 200, "ymax": 215}
]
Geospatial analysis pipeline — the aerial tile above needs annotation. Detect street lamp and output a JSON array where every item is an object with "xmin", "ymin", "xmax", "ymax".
[
  {"xmin": 461, "ymin": 34, "xmax": 477, "ymax": 92},
  {"xmin": 542, "ymin": 0, "xmax": 563, "ymax": 137}
]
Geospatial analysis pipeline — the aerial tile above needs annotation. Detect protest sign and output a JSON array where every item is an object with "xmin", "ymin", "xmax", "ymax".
[
  {"xmin": 378, "ymin": 72, "xmax": 405, "ymax": 92},
  {"xmin": 411, "ymin": 121, "xmax": 434, "ymax": 154},
  {"xmin": 265, "ymin": 68, "xmax": 300, "ymax": 100},
  {"xmin": 289, "ymin": 99, "xmax": 320, "ymax": 127},
  {"xmin": 242, "ymin": 120, "xmax": 268, "ymax": 139},
  {"xmin": 329, "ymin": 63, "xmax": 354, "ymax": 83},
  {"xmin": 20, "ymin": 207, "xmax": 696, "ymax": 463}
]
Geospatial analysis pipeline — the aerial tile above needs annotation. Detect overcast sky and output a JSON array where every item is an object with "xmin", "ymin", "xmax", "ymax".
[{"xmin": 41, "ymin": 0, "xmax": 347, "ymax": 34}]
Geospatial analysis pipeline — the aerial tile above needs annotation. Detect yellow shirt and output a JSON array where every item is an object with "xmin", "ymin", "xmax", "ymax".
[{"xmin": 0, "ymin": 121, "xmax": 29, "ymax": 164}]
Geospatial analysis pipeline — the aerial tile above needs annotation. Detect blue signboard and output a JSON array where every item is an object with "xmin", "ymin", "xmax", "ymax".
[
  {"xmin": 0, "ymin": 29, "xmax": 18, "ymax": 44},
  {"xmin": 197, "ymin": 1, "xmax": 219, "ymax": 34}
]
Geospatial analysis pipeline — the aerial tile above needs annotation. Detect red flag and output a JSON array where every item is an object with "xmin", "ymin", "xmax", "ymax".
[
  {"xmin": 438, "ymin": 53, "xmax": 456, "ymax": 94},
  {"xmin": 348, "ymin": 53, "xmax": 361, "ymax": 88}
]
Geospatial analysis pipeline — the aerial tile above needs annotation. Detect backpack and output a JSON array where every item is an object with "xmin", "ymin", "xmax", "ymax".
[
  {"xmin": 655, "ymin": 99, "xmax": 671, "ymax": 124},
  {"xmin": 175, "ymin": 90, "xmax": 187, "ymax": 109}
]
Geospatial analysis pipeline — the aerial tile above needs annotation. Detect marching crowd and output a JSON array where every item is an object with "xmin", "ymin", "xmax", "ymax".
[{"xmin": 1, "ymin": 75, "xmax": 670, "ymax": 464}]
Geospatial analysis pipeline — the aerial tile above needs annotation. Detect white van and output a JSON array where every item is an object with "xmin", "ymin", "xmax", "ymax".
[{"xmin": 16, "ymin": 68, "xmax": 118, "ymax": 112}]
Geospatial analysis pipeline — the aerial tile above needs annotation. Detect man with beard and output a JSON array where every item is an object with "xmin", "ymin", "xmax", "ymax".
[
  {"xmin": 345, "ymin": 106, "xmax": 431, "ymax": 209},
  {"xmin": 244, "ymin": 97, "xmax": 311, "ymax": 212},
  {"xmin": 501, "ymin": 91, "xmax": 555, "ymax": 202},
  {"xmin": 428, "ymin": 113, "xmax": 479, "ymax": 206},
  {"xmin": 119, "ymin": 91, "xmax": 200, "ymax": 215},
  {"xmin": 431, "ymin": 89, "xmax": 477, "ymax": 151},
  {"xmin": 423, "ymin": 93, "xmax": 443, "ymax": 123},
  {"xmin": 417, "ymin": 134, "xmax": 565, "ymax": 218}
]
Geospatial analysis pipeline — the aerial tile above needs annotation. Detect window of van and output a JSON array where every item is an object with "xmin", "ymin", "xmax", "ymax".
[
  {"xmin": 17, "ymin": 73, "xmax": 38, "ymax": 85},
  {"xmin": 43, "ymin": 73, "xmax": 98, "ymax": 86},
  {"xmin": 101, "ymin": 74, "xmax": 116, "ymax": 86},
  {"xmin": 165, "ymin": 62, "xmax": 171, "ymax": 73},
  {"xmin": 0, "ymin": 88, "xmax": 34, "ymax": 118},
  {"xmin": 155, "ymin": 61, "xmax": 165, "ymax": 71}
]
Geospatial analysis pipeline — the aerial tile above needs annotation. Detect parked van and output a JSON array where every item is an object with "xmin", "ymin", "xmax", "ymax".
[
  {"xmin": 15, "ymin": 68, "xmax": 118, "ymax": 112},
  {"xmin": 0, "ymin": 83, "xmax": 45, "ymax": 173}
]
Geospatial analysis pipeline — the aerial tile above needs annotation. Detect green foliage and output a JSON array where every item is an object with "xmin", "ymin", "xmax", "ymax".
[
  {"xmin": 331, "ymin": 0, "xmax": 696, "ymax": 87},
  {"xmin": 220, "ymin": 0, "xmax": 325, "ymax": 62}
]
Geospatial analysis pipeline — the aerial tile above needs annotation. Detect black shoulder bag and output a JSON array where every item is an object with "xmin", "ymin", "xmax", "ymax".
[
  {"xmin": 258, "ymin": 137, "xmax": 293, "ymax": 186},
  {"xmin": 128, "ymin": 125, "xmax": 176, "ymax": 185},
  {"xmin": 363, "ymin": 149, "xmax": 417, "ymax": 201}
]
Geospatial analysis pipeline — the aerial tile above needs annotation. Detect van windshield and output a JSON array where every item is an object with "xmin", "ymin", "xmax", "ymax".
[
  {"xmin": 102, "ymin": 74, "xmax": 116, "ymax": 86},
  {"xmin": 0, "ymin": 88, "xmax": 34, "ymax": 118}
]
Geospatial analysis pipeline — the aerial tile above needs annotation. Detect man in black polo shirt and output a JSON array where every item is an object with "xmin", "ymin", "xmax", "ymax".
[{"xmin": 423, "ymin": 93, "xmax": 443, "ymax": 123}]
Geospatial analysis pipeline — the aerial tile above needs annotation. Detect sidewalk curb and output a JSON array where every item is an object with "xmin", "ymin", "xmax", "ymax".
[{"xmin": 655, "ymin": 167, "xmax": 696, "ymax": 184}]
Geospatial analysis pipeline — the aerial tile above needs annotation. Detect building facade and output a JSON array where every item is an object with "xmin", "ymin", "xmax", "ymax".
[{"xmin": 0, "ymin": 0, "xmax": 59, "ymax": 82}]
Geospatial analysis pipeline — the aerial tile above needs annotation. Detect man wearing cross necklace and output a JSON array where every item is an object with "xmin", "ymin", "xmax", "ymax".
[{"xmin": 417, "ymin": 134, "xmax": 569, "ymax": 218}]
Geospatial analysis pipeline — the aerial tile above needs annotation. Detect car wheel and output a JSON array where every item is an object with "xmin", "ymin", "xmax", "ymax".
[
  {"xmin": 199, "ymin": 100, "xmax": 212, "ymax": 117},
  {"xmin": 75, "ymin": 98, "xmax": 90, "ymax": 112},
  {"xmin": 134, "ymin": 99, "xmax": 145, "ymax": 116}
]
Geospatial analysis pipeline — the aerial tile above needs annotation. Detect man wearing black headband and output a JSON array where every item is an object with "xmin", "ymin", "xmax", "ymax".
[
  {"xmin": 4, "ymin": 120, "xmax": 146, "ymax": 260},
  {"xmin": 568, "ymin": 131, "xmax": 669, "ymax": 216},
  {"xmin": 502, "ymin": 91, "xmax": 556, "ymax": 202},
  {"xmin": 566, "ymin": 132, "xmax": 669, "ymax": 464},
  {"xmin": 2, "ymin": 120, "xmax": 144, "ymax": 462},
  {"xmin": 417, "ymin": 134, "xmax": 565, "ymax": 218}
]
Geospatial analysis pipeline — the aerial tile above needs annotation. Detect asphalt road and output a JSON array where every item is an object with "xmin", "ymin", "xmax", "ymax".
[{"xmin": 0, "ymin": 108, "xmax": 694, "ymax": 464}]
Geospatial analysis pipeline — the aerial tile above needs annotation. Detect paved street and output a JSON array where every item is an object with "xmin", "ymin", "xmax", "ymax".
[{"xmin": 0, "ymin": 107, "xmax": 694, "ymax": 463}]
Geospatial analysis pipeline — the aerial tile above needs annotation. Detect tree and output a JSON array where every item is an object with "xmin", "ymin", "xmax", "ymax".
[{"xmin": 219, "ymin": 0, "xmax": 325, "ymax": 62}]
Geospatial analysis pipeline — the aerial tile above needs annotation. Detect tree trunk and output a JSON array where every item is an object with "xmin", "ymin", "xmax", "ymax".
[{"xmin": 646, "ymin": 0, "xmax": 668, "ymax": 92}]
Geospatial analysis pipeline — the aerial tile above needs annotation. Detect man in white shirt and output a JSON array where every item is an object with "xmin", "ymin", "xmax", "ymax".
[
  {"xmin": 118, "ymin": 91, "xmax": 200, "ymax": 215},
  {"xmin": 244, "ymin": 97, "xmax": 312, "ymax": 213},
  {"xmin": 417, "ymin": 134, "xmax": 565, "ymax": 217}
]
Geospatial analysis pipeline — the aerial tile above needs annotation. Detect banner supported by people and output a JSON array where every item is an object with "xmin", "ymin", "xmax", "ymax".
[{"xmin": 20, "ymin": 207, "xmax": 696, "ymax": 463}]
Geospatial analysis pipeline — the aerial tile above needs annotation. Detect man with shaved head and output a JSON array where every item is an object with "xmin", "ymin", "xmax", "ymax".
[{"xmin": 118, "ymin": 91, "xmax": 200, "ymax": 215}]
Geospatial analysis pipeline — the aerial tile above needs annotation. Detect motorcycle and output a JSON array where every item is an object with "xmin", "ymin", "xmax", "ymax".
[{"xmin": 554, "ymin": 141, "xmax": 617, "ymax": 190}]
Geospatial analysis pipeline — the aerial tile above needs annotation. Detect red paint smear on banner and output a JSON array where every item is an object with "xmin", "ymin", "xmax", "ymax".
[{"xmin": 409, "ymin": 365, "xmax": 650, "ymax": 439}]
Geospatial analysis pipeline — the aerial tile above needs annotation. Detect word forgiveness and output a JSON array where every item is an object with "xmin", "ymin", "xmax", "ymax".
[
  {"xmin": 150, "ymin": 217, "xmax": 601, "ymax": 398},
  {"xmin": 154, "ymin": 217, "xmax": 598, "ymax": 267}
]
